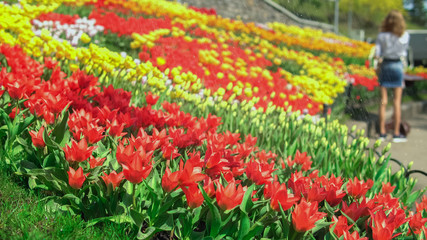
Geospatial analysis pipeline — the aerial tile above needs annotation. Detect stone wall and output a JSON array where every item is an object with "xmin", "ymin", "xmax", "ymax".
[{"xmin": 177, "ymin": 0, "xmax": 298, "ymax": 25}]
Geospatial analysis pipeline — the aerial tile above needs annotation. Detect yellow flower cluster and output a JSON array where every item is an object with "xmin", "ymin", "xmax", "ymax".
[
  {"xmin": 268, "ymin": 22, "xmax": 374, "ymax": 59},
  {"xmin": 407, "ymin": 65, "xmax": 427, "ymax": 75},
  {"xmin": 130, "ymin": 29, "xmax": 170, "ymax": 49},
  {"xmin": 253, "ymin": 39, "xmax": 346, "ymax": 104},
  {"xmin": 347, "ymin": 64, "xmax": 377, "ymax": 78}
]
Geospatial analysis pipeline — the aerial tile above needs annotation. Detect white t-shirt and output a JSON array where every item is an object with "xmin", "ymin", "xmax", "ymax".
[{"xmin": 375, "ymin": 31, "xmax": 410, "ymax": 59}]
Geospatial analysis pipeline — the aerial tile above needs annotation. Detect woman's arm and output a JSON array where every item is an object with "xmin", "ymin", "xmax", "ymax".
[{"xmin": 374, "ymin": 34, "xmax": 382, "ymax": 60}]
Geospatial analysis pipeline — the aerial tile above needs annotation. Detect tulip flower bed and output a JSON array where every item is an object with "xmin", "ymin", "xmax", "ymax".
[
  {"xmin": 34, "ymin": 1, "xmax": 380, "ymax": 108},
  {"xmin": 1, "ymin": 43, "xmax": 426, "ymax": 239},
  {"xmin": 1, "ymin": 0, "xmax": 427, "ymax": 239}
]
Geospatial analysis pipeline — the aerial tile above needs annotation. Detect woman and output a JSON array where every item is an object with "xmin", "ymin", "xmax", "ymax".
[{"xmin": 375, "ymin": 10, "xmax": 409, "ymax": 143}]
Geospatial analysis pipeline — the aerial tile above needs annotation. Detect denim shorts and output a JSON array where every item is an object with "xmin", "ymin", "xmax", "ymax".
[{"xmin": 378, "ymin": 60, "xmax": 404, "ymax": 88}]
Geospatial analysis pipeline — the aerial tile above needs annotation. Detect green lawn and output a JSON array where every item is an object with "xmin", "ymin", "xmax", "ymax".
[{"xmin": 0, "ymin": 167, "xmax": 135, "ymax": 240}]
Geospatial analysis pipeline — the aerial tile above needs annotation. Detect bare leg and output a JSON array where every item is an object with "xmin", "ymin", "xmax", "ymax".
[
  {"xmin": 379, "ymin": 87, "xmax": 388, "ymax": 135},
  {"xmin": 393, "ymin": 87, "xmax": 403, "ymax": 136}
]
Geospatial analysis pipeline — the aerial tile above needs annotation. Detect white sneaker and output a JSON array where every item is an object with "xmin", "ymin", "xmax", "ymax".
[
  {"xmin": 378, "ymin": 134, "xmax": 387, "ymax": 141},
  {"xmin": 392, "ymin": 134, "xmax": 407, "ymax": 143}
]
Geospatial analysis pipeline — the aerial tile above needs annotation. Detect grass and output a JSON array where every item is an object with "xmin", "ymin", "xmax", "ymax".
[{"xmin": 0, "ymin": 166, "xmax": 135, "ymax": 240}]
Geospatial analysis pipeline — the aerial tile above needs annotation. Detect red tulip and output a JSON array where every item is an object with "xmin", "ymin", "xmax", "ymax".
[
  {"xmin": 75, "ymin": 70, "xmax": 98, "ymax": 91},
  {"xmin": 67, "ymin": 167, "xmax": 86, "ymax": 189},
  {"xmin": 342, "ymin": 230, "xmax": 368, "ymax": 240},
  {"xmin": 369, "ymin": 193, "xmax": 400, "ymax": 211},
  {"xmin": 325, "ymin": 187, "xmax": 346, "ymax": 207},
  {"xmin": 204, "ymin": 151, "xmax": 230, "ymax": 178},
  {"xmin": 101, "ymin": 171, "xmax": 124, "ymax": 190},
  {"xmin": 106, "ymin": 119, "xmax": 126, "ymax": 138},
  {"xmin": 44, "ymin": 57, "xmax": 58, "ymax": 69},
  {"xmin": 269, "ymin": 183, "xmax": 298, "ymax": 212},
  {"xmin": 29, "ymin": 126, "xmax": 46, "ymax": 148},
  {"xmin": 407, "ymin": 212, "xmax": 427, "ymax": 236},
  {"xmin": 331, "ymin": 216, "xmax": 352, "ymax": 238},
  {"xmin": 161, "ymin": 166, "xmax": 180, "ymax": 193},
  {"xmin": 63, "ymin": 138, "xmax": 97, "ymax": 163},
  {"xmin": 44, "ymin": 92, "xmax": 71, "ymax": 114},
  {"xmin": 161, "ymin": 143, "xmax": 180, "ymax": 160},
  {"xmin": 244, "ymin": 134, "xmax": 257, "ymax": 146},
  {"xmin": 5, "ymin": 81, "xmax": 26, "ymax": 99},
  {"xmin": 8, "ymin": 107, "xmax": 20, "ymax": 120},
  {"xmin": 291, "ymin": 199, "xmax": 327, "ymax": 232},
  {"xmin": 177, "ymin": 161, "xmax": 205, "ymax": 187},
  {"xmin": 121, "ymin": 148, "xmax": 153, "ymax": 184},
  {"xmin": 306, "ymin": 182, "xmax": 327, "ymax": 203},
  {"xmin": 370, "ymin": 208, "xmax": 408, "ymax": 240},
  {"xmin": 346, "ymin": 177, "xmax": 373, "ymax": 199},
  {"xmin": 264, "ymin": 180, "xmax": 280, "ymax": 200},
  {"xmin": 215, "ymin": 181, "xmax": 245, "ymax": 211},
  {"xmin": 203, "ymin": 176, "xmax": 215, "ymax": 198},
  {"xmin": 88, "ymin": 155, "xmax": 106, "ymax": 168},
  {"xmin": 292, "ymin": 150, "xmax": 312, "ymax": 171},
  {"xmin": 182, "ymin": 185, "xmax": 204, "ymax": 209},
  {"xmin": 341, "ymin": 198, "xmax": 370, "ymax": 222},
  {"xmin": 381, "ymin": 182, "xmax": 396, "ymax": 195},
  {"xmin": 416, "ymin": 195, "xmax": 427, "ymax": 213},
  {"xmin": 320, "ymin": 174, "xmax": 346, "ymax": 207},
  {"xmin": 82, "ymin": 123, "xmax": 104, "ymax": 144},
  {"xmin": 245, "ymin": 160, "xmax": 275, "ymax": 185},
  {"xmin": 145, "ymin": 92, "xmax": 159, "ymax": 105},
  {"xmin": 287, "ymin": 172, "xmax": 311, "ymax": 201},
  {"xmin": 116, "ymin": 141, "xmax": 137, "ymax": 166},
  {"xmin": 161, "ymin": 160, "xmax": 205, "ymax": 192}
]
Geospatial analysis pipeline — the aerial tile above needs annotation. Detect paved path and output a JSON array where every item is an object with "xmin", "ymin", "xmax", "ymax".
[{"xmin": 345, "ymin": 104, "xmax": 427, "ymax": 193}]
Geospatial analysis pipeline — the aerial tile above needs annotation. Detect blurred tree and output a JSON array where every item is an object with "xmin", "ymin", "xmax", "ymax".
[
  {"xmin": 339, "ymin": 0, "xmax": 404, "ymax": 26},
  {"xmin": 411, "ymin": 0, "xmax": 427, "ymax": 25}
]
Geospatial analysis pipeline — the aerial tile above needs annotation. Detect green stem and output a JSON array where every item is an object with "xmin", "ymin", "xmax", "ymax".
[
  {"xmin": 132, "ymin": 183, "xmax": 136, "ymax": 208},
  {"xmin": 248, "ymin": 211, "xmax": 269, "ymax": 233},
  {"xmin": 289, "ymin": 230, "xmax": 299, "ymax": 240}
]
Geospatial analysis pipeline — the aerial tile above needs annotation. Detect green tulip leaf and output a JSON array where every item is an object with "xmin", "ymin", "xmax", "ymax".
[
  {"xmin": 200, "ymin": 187, "xmax": 221, "ymax": 237},
  {"xmin": 237, "ymin": 212, "xmax": 250, "ymax": 240},
  {"xmin": 310, "ymin": 219, "xmax": 332, "ymax": 235},
  {"xmin": 51, "ymin": 110, "xmax": 69, "ymax": 144},
  {"xmin": 130, "ymin": 208, "xmax": 144, "ymax": 228},
  {"xmin": 240, "ymin": 184, "xmax": 254, "ymax": 214}
]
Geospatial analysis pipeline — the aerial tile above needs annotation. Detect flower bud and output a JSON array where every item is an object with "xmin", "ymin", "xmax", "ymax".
[
  {"xmin": 395, "ymin": 169, "xmax": 402, "ymax": 179},
  {"xmin": 382, "ymin": 143, "xmax": 391, "ymax": 155},
  {"xmin": 342, "ymin": 136, "xmax": 348, "ymax": 146},
  {"xmin": 335, "ymin": 148, "xmax": 340, "ymax": 156},
  {"xmin": 378, "ymin": 155, "xmax": 385, "ymax": 164},
  {"xmin": 344, "ymin": 149, "xmax": 351, "ymax": 158},
  {"xmin": 374, "ymin": 139, "xmax": 382, "ymax": 149},
  {"xmin": 408, "ymin": 161, "xmax": 414, "ymax": 170},
  {"xmin": 400, "ymin": 167, "xmax": 406, "ymax": 176},
  {"xmin": 370, "ymin": 156, "xmax": 376, "ymax": 164},
  {"xmin": 321, "ymin": 137, "xmax": 328, "ymax": 147},
  {"xmin": 409, "ymin": 177, "xmax": 416, "ymax": 186}
]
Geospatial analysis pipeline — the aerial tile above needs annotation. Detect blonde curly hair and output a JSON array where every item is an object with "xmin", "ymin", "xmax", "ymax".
[{"xmin": 380, "ymin": 10, "xmax": 406, "ymax": 37}]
